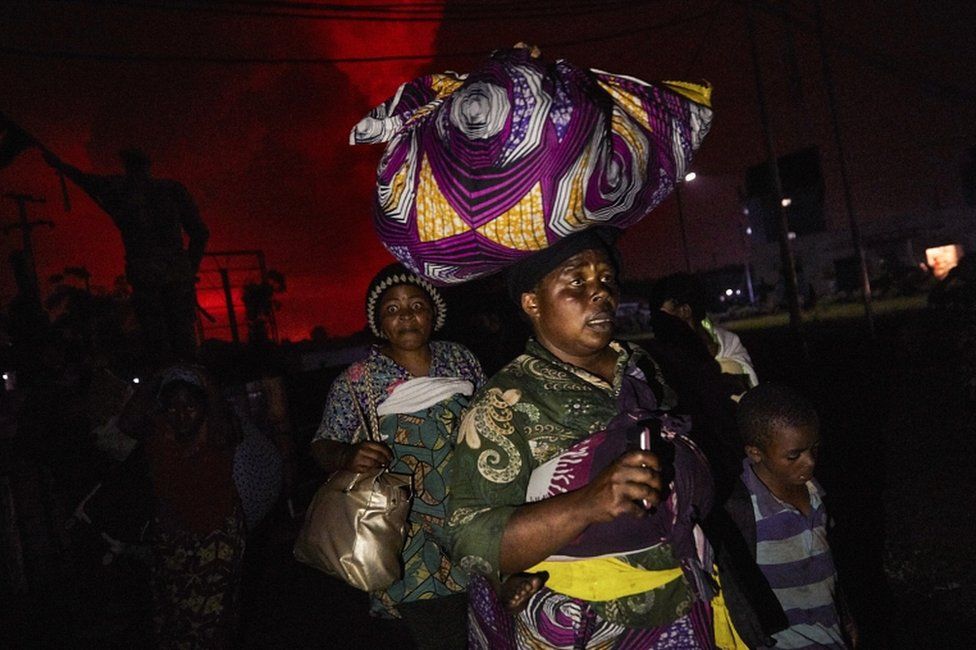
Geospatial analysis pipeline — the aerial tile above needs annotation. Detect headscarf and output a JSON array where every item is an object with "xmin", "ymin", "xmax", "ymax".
[
  {"xmin": 364, "ymin": 262, "xmax": 447, "ymax": 338},
  {"xmin": 155, "ymin": 364, "xmax": 237, "ymax": 449},
  {"xmin": 506, "ymin": 226, "xmax": 621, "ymax": 303},
  {"xmin": 148, "ymin": 365, "xmax": 239, "ymax": 536}
]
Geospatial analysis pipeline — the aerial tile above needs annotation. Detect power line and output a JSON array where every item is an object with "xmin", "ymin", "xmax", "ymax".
[
  {"xmin": 748, "ymin": 0, "xmax": 976, "ymax": 105},
  {"xmin": 52, "ymin": 0, "xmax": 655, "ymax": 11},
  {"xmin": 44, "ymin": 0, "xmax": 666, "ymax": 23},
  {"xmin": 0, "ymin": 11, "xmax": 711, "ymax": 66},
  {"xmin": 683, "ymin": 0, "xmax": 726, "ymax": 78}
]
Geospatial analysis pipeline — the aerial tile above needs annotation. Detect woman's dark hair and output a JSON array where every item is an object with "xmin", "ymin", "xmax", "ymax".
[{"xmin": 736, "ymin": 382, "xmax": 819, "ymax": 449}]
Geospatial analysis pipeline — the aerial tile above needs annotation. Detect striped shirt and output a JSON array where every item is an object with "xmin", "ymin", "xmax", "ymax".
[{"xmin": 741, "ymin": 460, "xmax": 846, "ymax": 649}]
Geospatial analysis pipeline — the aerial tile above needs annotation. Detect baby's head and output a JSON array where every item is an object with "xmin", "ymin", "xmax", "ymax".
[{"xmin": 737, "ymin": 383, "xmax": 821, "ymax": 488}]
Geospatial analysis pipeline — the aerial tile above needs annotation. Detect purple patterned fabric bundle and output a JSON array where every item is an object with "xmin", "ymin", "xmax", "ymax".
[{"xmin": 351, "ymin": 46, "xmax": 713, "ymax": 285}]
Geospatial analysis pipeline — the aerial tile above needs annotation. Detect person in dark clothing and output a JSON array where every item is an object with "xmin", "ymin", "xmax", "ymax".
[
  {"xmin": 643, "ymin": 312, "xmax": 789, "ymax": 648},
  {"xmin": 43, "ymin": 148, "xmax": 209, "ymax": 366},
  {"xmin": 650, "ymin": 272, "xmax": 758, "ymax": 391},
  {"xmin": 644, "ymin": 309, "xmax": 743, "ymax": 504}
]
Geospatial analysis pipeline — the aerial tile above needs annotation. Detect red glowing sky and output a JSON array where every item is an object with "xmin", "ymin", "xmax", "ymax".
[{"xmin": 2, "ymin": 1, "xmax": 975, "ymax": 340}]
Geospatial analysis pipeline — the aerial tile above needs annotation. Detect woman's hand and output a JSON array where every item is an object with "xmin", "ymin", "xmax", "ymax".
[
  {"xmin": 341, "ymin": 441, "xmax": 394, "ymax": 472},
  {"xmin": 578, "ymin": 450, "xmax": 665, "ymax": 522},
  {"xmin": 498, "ymin": 449, "xmax": 664, "ymax": 574},
  {"xmin": 310, "ymin": 438, "xmax": 392, "ymax": 474}
]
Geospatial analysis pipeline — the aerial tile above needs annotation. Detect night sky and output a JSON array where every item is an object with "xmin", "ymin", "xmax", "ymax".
[{"xmin": 2, "ymin": 0, "xmax": 975, "ymax": 339}]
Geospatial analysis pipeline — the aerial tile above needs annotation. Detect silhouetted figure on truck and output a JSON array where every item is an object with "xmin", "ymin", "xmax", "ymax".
[{"xmin": 43, "ymin": 148, "xmax": 208, "ymax": 366}]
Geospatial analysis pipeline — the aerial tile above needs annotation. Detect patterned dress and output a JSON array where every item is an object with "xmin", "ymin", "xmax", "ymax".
[
  {"xmin": 447, "ymin": 339, "xmax": 715, "ymax": 649},
  {"xmin": 145, "ymin": 433, "xmax": 245, "ymax": 650},
  {"xmin": 313, "ymin": 341, "xmax": 484, "ymax": 617},
  {"xmin": 151, "ymin": 507, "xmax": 245, "ymax": 649}
]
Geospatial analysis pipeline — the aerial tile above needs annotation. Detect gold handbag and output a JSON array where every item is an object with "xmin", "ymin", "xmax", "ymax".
[
  {"xmin": 293, "ymin": 369, "xmax": 413, "ymax": 592},
  {"xmin": 293, "ymin": 466, "xmax": 412, "ymax": 591}
]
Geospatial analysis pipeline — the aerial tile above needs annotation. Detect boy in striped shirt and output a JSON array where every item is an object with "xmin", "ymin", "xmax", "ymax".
[{"xmin": 729, "ymin": 383, "xmax": 856, "ymax": 649}]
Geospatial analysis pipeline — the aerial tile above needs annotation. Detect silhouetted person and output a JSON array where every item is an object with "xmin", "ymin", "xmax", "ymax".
[
  {"xmin": 43, "ymin": 148, "xmax": 208, "ymax": 366},
  {"xmin": 650, "ymin": 272, "xmax": 758, "ymax": 390}
]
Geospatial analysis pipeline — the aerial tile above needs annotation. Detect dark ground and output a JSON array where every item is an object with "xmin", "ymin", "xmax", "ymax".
[{"xmin": 1, "ymin": 304, "xmax": 972, "ymax": 649}]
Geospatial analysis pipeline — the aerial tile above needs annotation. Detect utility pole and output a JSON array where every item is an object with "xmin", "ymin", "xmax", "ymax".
[
  {"xmin": 674, "ymin": 185, "xmax": 693, "ymax": 273},
  {"xmin": 745, "ymin": 1, "xmax": 804, "ymax": 335},
  {"xmin": 3, "ymin": 193, "xmax": 54, "ymax": 297},
  {"xmin": 813, "ymin": 0, "xmax": 876, "ymax": 338},
  {"xmin": 218, "ymin": 267, "xmax": 241, "ymax": 344}
]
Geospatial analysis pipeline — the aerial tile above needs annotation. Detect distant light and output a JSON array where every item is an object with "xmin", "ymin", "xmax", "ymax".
[
  {"xmin": 742, "ymin": 207, "xmax": 750, "ymax": 216},
  {"xmin": 925, "ymin": 244, "xmax": 963, "ymax": 279},
  {"xmin": 684, "ymin": 172, "xmax": 697, "ymax": 182},
  {"xmin": 719, "ymin": 295, "xmax": 726, "ymax": 302},
  {"xmin": 781, "ymin": 197, "xmax": 793, "ymax": 207},
  {"xmin": 1, "ymin": 373, "xmax": 7, "ymax": 381},
  {"xmin": 788, "ymin": 231, "xmax": 797, "ymax": 240},
  {"xmin": 745, "ymin": 227, "xmax": 753, "ymax": 235},
  {"xmin": 735, "ymin": 289, "xmax": 742, "ymax": 296},
  {"xmin": 725, "ymin": 289, "xmax": 734, "ymax": 297},
  {"xmin": 132, "ymin": 377, "xmax": 141, "ymax": 384}
]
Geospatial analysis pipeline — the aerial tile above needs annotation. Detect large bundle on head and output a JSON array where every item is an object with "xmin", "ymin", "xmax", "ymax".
[{"xmin": 351, "ymin": 45, "xmax": 713, "ymax": 285}]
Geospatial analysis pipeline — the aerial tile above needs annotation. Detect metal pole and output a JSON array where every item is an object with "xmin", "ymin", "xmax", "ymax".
[
  {"xmin": 745, "ymin": 262, "xmax": 756, "ymax": 304},
  {"xmin": 745, "ymin": 0, "xmax": 803, "ymax": 333},
  {"xmin": 257, "ymin": 249, "xmax": 278, "ymax": 343},
  {"xmin": 219, "ymin": 267, "xmax": 240, "ymax": 344},
  {"xmin": 2, "ymin": 193, "xmax": 52, "ymax": 299},
  {"xmin": 814, "ymin": 0, "xmax": 876, "ymax": 338},
  {"xmin": 674, "ymin": 185, "xmax": 693, "ymax": 272}
]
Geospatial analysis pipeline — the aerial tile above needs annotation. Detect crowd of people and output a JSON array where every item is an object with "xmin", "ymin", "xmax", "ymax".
[
  {"xmin": 2, "ymin": 225, "xmax": 865, "ymax": 649},
  {"xmin": 0, "ymin": 44, "xmax": 907, "ymax": 650}
]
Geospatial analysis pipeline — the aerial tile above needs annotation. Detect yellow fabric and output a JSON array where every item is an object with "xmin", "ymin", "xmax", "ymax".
[
  {"xmin": 597, "ymin": 79, "xmax": 654, "ymax": 133},
  {"xmin": 416, "ymin": 156, "xmax": 471, "ymax": 242},
  {"xmin": 527, "ymin": 556, "xmax": 683, "ymax": 601},
  {"xmin": 529, "ymin": 557, "xmax": 749, "ymax": 648},
  {"xmin": 661, "ymin": 80, "xmax": 713, "ymax": 108},
  {"xmin": 712, "ymin": 572, "xmax": 750, "ymax": 649},
  {"xmin": 476, "ymin": 182, "xmax": 548, "ymax": 251}
]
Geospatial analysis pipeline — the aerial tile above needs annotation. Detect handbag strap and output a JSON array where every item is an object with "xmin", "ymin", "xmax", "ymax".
[{"xmin": 345, "ymin": 364, "xmax": 381, "ymax": 444}]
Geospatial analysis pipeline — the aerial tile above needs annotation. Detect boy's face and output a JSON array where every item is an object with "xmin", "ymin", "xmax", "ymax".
[{"xmin": 746, "ymin": 422, "xmax": 820, "ymax": 490}]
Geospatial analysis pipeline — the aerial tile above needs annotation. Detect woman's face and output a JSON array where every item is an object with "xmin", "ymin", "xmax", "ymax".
[
  {"xmin": 161, "ymin": 384, "xmax": 207, "ymax": 441},
  {"xmin": 378, "ymin": 284, "xmax": 434, "ymax": 352},
  {"xmin": 522, "ymin": 248, "xmax": 619, "ymax": 365}
]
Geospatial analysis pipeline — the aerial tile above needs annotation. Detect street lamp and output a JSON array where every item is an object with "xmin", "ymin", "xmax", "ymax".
[{"xmin": 674, "ymin": 171, "xmax": 696, "ymax": 272}]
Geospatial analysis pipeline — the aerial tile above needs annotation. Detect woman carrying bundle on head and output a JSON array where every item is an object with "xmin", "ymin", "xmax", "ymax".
[
  {"xmin": 345, "ymin": 44, "xmax": 758, "ymax": 648},
  {"xmin": 446, "ymin": 229, "xmax": 723, "ymax": 648}
]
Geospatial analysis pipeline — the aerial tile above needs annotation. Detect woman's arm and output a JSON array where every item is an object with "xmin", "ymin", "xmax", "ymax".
[
  {"xmin": 448, "ymin": 390, "xmax": 664, "ymax": 578},
  {"xmin": 498, "ymin": 449, "xmax": 663, "ymax": 574},
  {"xmin": 309, "ymin": 365, "xmax": 392, "ymax": 474}
]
